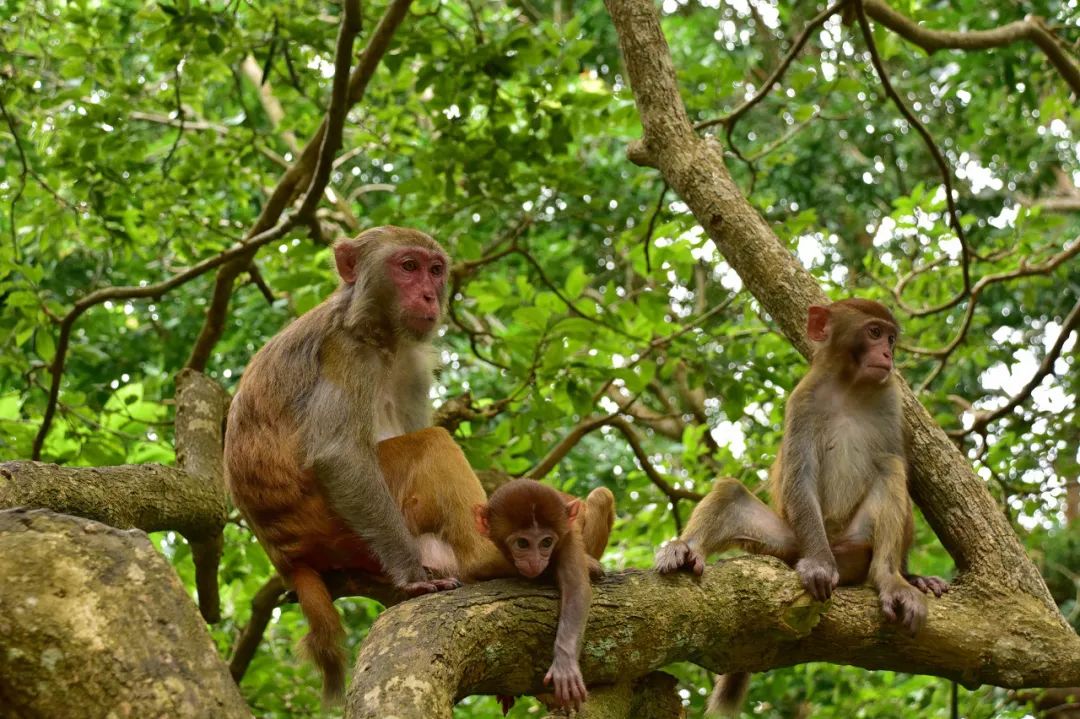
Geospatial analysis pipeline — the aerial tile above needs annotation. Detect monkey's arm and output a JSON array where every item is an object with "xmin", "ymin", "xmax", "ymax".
[
  {"xmin": 544, "ymin": 539, "xmax": 591, "ymax": 710},
  {"xmin": 777, "ymin": 420, "xmax": 838, "ymax": 600},
  {"xmin": 305, "ymin": 382, "xmax": 450, "ymax": 592}
]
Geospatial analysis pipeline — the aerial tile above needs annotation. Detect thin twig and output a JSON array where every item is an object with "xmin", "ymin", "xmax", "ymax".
[
  {"xmin": 30, "ymin": 217, "xmax": 299, "ymax": 459},
  {"xmin": 948, "ymin": 296, "xmax": 1080, "ymax": 438},
  {"xmin": 856, "ymin": 0, "xmax": 972, "ymax": 314},
  {"xmin": 696, "ymin": 0, "xmax": 848, "ymax": 133}
]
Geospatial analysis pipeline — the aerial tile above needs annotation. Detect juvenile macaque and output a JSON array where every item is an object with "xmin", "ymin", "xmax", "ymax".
[
  {"xmin": 654, "ymin": 299, "xmax": 948, "ymax": 714},
  {"xmin": 473, "ymin": 479, "xmax": 615, "ymax": 710},
  {"xmin": 225, "ymin": 227, "xmax": 463, "ymax": 701}
]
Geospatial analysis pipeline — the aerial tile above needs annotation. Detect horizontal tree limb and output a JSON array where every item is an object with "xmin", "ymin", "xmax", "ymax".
[
  {"xmin": 0, "ymin": 461, "xmax": 226, "ymax": 540},
  {"xmin": 346, "ymin": 559, "xmax": 1080, "ymax": 718}
]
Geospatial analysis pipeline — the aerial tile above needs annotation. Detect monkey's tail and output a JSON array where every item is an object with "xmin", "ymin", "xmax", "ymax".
[
  {"xmin": 706, "ymin": 672, "xmax": 751, "ymax": 716},
  {"xmin": 291, "ymin": 566, "xmax": 347, "ymax": 703}
]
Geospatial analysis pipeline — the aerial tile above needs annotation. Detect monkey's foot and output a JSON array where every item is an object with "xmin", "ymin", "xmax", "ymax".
[
  {"xmin": 587, "ymin": 556, "xmax": 604, "ymax": 580},
  {"xmin": 402, "ymin": 577, "xmax": 462, "ymax": 597},
  {"xmin": 880, "ymin": 581, "xmax": 927, "ymax": 634},
  {"xmin": 905, "ymin": 573, "xmax": 949, "ymax": 598},
  {"xmin": 654, "ymin": 539, "xmax": 705, "ymax": 575},
  {"xmin": 545, "ymin": 658, "xmax": 588, "ymax": 711},
  {"xmin": 795, "ymin": 556, "xmax": 839, "ymax": 601}
]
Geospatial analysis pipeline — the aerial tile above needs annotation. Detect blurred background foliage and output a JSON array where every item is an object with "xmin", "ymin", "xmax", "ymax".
[{"xmin": 1, "ymin": 0, "xmax": 1077, "ymax": 716}]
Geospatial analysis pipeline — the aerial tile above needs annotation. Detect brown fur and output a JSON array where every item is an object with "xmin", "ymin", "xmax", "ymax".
[
  {"xmin": 475, "ymin": 479, "xmax": 615, "ymax": 710},
  {"xmin": 225, "ymin": 227, "xmax": 458, "ymax": 702}
]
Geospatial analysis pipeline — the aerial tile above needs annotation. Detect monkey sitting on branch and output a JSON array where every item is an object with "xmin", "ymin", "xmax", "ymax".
[
  {"xmin": 226, "ymin": 227, "xmax": 486, "ymax": 701},
  {"xmin": 473, "ymin": 478, "xmax": 615, "ymax": 711},
  {"xmin": 654, "ymin": 299, "xmax": 949, "ymax": 715}
]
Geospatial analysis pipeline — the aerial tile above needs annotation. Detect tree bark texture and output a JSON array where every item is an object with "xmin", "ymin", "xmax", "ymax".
[
  {"xmin": 346, "ymin": 561, "xmax": 1080, "ymax": 718},
  {"xmin": 0, "ymin": 508, "xmax": 250, "ymax": 719},
  {"xmin": 174, "ymin": 368, "xmax": 231, "ymax": 623}
]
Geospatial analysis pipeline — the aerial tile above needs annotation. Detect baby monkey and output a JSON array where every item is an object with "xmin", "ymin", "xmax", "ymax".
[
  {"xmin": 655, "ymin": 299, "xmax": 948, "ymax": 714},
  {"xmin": 473, "ymin": 479, "xmax": 614, "ymax": 711}
]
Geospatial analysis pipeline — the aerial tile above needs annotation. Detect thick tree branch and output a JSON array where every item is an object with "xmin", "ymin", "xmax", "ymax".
[
  {"xmin": 863, "ymin": 0, "xmax": 1080, "ymax": 97},
  {"xmin": 14, "ymin": 373, "xmax": 230, "ymax": 555},
  {"xmin": 346, "ymin": 561, "xmax": 1080, "ymax": 718},
  {"xmin": 0, "ymin": 509, "xmax": 250, "ymax": 718},
  {"xmin": 174, "ymin": 369, "xmax": 231, "ymax": 623},
  {"xmin": 0, "ymin": 461, "xmax": 226, "ymax": 539}
]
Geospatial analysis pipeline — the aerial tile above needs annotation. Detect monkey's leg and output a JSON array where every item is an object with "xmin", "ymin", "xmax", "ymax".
[
  {"xmin": 380, "ymin": 427, "xmax": 503, "ymax": 580},
  {"xmin": 899, "ymin": 512, "xmax": 950, "ymax": 598},
  {"xmin": 579, "ymin": 487, "xmax": 616, "ymax": 560},
  {"xmin": 865, "ymin": 456, "xmax": 929, "ymax": 634},
  {"xmin": 654, "ymin": 478, "xmax": 798, "ymax": 575}
]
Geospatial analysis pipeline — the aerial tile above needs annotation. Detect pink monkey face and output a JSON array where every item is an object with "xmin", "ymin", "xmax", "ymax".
[{"xmin": 386, "ymin": 247, "xmax": 447, "ymax": 336}]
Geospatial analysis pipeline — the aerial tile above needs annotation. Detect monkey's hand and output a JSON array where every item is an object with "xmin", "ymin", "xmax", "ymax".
[
  {"xmin": 544, "ymin": 655, "xmax": 587, "ymax": 711},
  {"xmin": 795, "ymin": 556, "xmax": 839, "ymax": 601},
  {"xmin": 653, "ymin": 539, "xmax": 705, "ymax": 575},
  {"xmin": 904, "ymin": 573, "xmax": 949, "ymax": 598},
  {"xmin": 880, "ymin": 580, "xmax": 928, "ymax": 634},
  {"xmin": 401, "ymin": 573, "xmax": 462, "ymax": 597}
]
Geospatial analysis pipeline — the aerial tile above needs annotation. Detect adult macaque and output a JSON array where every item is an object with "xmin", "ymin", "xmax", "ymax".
[
  {"xmin": 654, "ymin": 299, "xmax": 948, "ymax": 714},
  {"xmin": 473, "ymin": 479, "xmax": 615, "ymax": 710},
  {"xmin": 225, "ymin": 226, "xmax": 463, "ymax": 701}
]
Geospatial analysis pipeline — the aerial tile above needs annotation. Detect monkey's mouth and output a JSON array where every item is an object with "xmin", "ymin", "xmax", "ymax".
[{"xmin": 405, "ymin": 315, "xmax": 439, "ymax": 333}]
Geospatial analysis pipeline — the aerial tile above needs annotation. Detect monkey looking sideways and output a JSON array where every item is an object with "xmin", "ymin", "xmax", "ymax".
[
  {"xmin": 473, "ymin": 479, "xmax": 615, "ymax": 711},
  {"xmin": 224, "ymin": 226, "xmax": 463, "ymax": 701},
  {"xmin": 654, "ymin": 299, "xmax": 949, "ymax": 715}
]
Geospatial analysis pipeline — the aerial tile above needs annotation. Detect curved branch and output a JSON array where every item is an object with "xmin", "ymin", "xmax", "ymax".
[
  {"xmin": 857, "ymin": 0, "xmax": 972, "ymax": 313},
  {"xmin": 30, "ymin": 218, "xmax": 297, "ymax": 459},
  {"xmin": 863, "ymin": 0, "xmax": 1080, "ymax": 97},
  {"xmin": 346, "ymin": 562, "xmax": 1080, "ymax": 718},
  {"xmin": 696, "ymin": 0, "xmax": 848, "ymax": 133},
  {"xmin": 948, "ymin": 296, "xmax": 1080, "ymax": 438},
  {"xmin": 525, "ymin": 414, "xmax": 702, "ymax": 502},
  {"xmin": 905, "ymin": 238, "xmax": 1079, "ymax": 391}
]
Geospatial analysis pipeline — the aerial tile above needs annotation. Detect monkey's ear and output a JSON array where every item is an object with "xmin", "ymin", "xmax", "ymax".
[
  {"xmin": 807, "ymin": 305, "xmax": 831, "ymax": 342},
  {"xmin": 565, "ymin": 498, "xmax": 582, "ymax": 525},
  {"xmin": 472, "ymin": 504, "xmax": 490, "ymax": 536},
  {"xmin": 334, "ymin": 242, "xmax": 360, "ymax": 284}
]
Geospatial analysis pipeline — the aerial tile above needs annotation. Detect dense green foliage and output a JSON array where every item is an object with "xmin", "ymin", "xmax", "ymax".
[{"xmin": 2, "ymin": 0, "xmax": 1077, "ymax": 716}]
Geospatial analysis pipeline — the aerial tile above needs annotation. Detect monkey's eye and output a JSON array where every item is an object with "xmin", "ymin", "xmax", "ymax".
[
  {"xmin": 888, "ymin": 334, "xmax": 896, "ymax": 347},
  {"xmin": 868, "ymin": 325, "xmax": 882, "ymax": 339},
  {"xmin": 539, "ymin": 537, "xmax": 554, "ymax": 549},
  {"xmin": 430, "ymin": 264, "xmax": 444, "ymax": 277},
  {"xmin": 514, "ymin": 538, "xmax": 529, "ymax": 550},
  {"xmin": 402, "ymin": 259, "xmax": 419, "ymax": 272}
]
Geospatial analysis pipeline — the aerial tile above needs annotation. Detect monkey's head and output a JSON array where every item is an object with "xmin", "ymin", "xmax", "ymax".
[
  {"xmin": 808, "ymin": 298, "xmax": 899, "ymax": 386},
  {"xmin": 334, "ymin": 226, "xmax": 449, "ymax": 340},
  {"xmin": 473, "ymin": 479, "xmax": 578, "ymax": 579}
]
